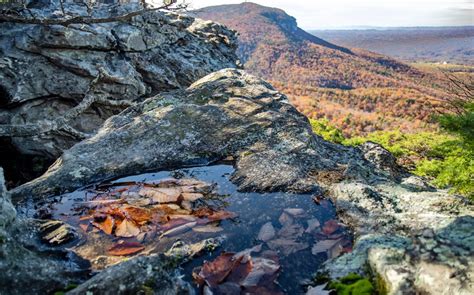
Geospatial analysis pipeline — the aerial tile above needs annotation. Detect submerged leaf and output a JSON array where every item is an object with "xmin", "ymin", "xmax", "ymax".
[
  {"xmin": 322, "ymin": 219, "xmax": 340, "ymax": 235},
  {"xmin": 197, "ymin": 252, "xmax": 238, "ymax": 286},
  {"xmin": 161, "ymin": 221, "xmax": 197, "ymax": 238},
  {"xmin": 305, "ymin": 218, "xmax": 321, "ymax": 233},
  {"xmin": 311, "ymin": 239, "xmax": 342, "ymax": 256},
  {"xmin": 108, "ymin": 241, "xmax": 145, "ymax": 256},
  {"xmin": 278, "ymin": 212, "xmax": 293, "ymax": 226},
  {"xmin": 257, "ymin": 222, "xmax": 276, "ymax": 242},
  {"xmin": 267, "ymin": 238, "xmax": 309, "ymax": 256}
]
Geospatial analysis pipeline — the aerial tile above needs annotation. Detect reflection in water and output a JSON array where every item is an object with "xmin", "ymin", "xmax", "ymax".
[{"xmin": 21, "ymin": 165, "xmax": 352, "ymax": 294}]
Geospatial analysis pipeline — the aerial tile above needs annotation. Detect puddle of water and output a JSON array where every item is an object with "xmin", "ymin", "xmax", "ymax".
[{"xmin": 19, "ymin": 164, "xmax": 352, "ymax": 294}]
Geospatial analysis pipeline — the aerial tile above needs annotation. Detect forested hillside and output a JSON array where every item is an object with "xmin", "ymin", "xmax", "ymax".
[{"xmin": 194, "ymin": 3, "xmax": 450, "ymax": 136}]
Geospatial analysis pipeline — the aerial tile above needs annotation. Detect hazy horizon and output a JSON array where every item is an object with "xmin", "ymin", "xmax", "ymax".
[{"xmin": 190, "ymin": 0, "xmax": 474, "ymax": 30}]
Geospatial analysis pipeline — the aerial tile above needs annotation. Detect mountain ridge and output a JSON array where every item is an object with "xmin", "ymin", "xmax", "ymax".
[{"xmin": 193, "ymin": 2, "xmax": 447, "ymax": 135}]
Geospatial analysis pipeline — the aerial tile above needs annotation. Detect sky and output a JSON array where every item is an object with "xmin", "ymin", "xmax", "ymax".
[{"xmin": 189, "ymin": 0, "xmax": 474, "ymax": 29}]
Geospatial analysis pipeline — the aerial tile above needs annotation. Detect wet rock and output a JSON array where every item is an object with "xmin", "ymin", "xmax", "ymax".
[
  {"xmin": 1, "ymin": 168, "xmax": 92, "ymax": 295},
  {"xmin": 0, "ymin": 1, "xmax": 238, "ymax": 161},
  {"xmin": 12, "ymin": 69, "xmax": 367, "ymax": 200},
  {"xmin": 68, "ymin": 254, "xmax": 192, "ymax": 295},
  {"xmin": 39, "ymin": 220, "xmax": 78, "ymax": 245}
]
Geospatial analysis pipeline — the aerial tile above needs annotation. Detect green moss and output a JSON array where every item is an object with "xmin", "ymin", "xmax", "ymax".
[{"xmin": 328, "ymin": 273, "xmax": 375, "ymax": 295}]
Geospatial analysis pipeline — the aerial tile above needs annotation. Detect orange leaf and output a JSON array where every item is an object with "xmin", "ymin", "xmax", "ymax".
[
  {"xmin": 108, "ymin": 241, "xmax": 145, "ymax": 256},
  {"xmin": 123, "ymin": 206, "xmax": 152, "ymax": 225},
  {"xmin": 92, "ymin": 215, "xmax": 115, "ymax": 235}
]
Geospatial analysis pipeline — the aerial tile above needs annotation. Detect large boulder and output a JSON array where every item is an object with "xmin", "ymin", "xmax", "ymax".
[
  {"xmin": 11, "ymin": 68, "xmax": 366, "ymax": 200},
  {"xmin": 0, "ymin": 1, "xmax": 238, "ymax": 161}
]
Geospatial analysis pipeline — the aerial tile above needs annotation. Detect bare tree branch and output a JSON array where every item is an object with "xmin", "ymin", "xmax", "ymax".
[{"xmin": 0, "ymin": 0, "xmax": 186, "ymax": 26}]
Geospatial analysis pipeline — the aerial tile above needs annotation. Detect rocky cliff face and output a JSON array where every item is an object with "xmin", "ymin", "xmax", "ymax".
[{"xmin": 0, "ymin": 1, "xmax": 238, "ymax": 163}]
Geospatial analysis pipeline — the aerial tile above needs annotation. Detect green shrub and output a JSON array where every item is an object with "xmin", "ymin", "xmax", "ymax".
[
  {"xmin": 310, "ymin": 118, "xmax": 346, "ymax": 144},
  {"xmin": 310, "ymin": 120, "xmax": 473, "ymax": 200}
]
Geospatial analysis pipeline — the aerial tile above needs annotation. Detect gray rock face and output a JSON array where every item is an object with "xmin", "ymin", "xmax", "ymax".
[
  {"xmin": 68, "ymin": 254, "xmax": 192, "ymax": 295},
  {"xmin": 0, "ymin": 1, "xmax": 238, "ymax": 159},
  {"xmin": 11, "ymin": 68, "xmax": 366, "ymax": 200},
  {"xmin": 325, "ymin": 177, "xmax": 473, "ymax": 294}
]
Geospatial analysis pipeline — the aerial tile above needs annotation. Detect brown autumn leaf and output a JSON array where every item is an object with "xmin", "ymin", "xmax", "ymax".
[
  {"xmin": 197, "ymin": 252, "xmax": 240, "ymax": 287},
  {"xmin": 322, "ymin": 219, "xmax": 340, "ymax": 235},
  {"xmin": 115, "ymin": 219, "xmax": 140, "ymax": 237},
  {"xmin": 240, "ymin": 257, "xmax": 280, "ymax": 288},
  {"xmin": 311, "ymin": 238, "xmax": 342, "ymax": 256},
  {"xmin": 123, "ymin": 206, "xmax": 152, "ymax": 225},
  {"xmin": 108, "ymin": 241, "xmax": 145, "ymax": 256},
  {"xmin": 92, "ymin": 215, "xmax": 115, "ymax": 235},
  {"xmin": 161, "ymin": 221, "xmax": 197, "ymax": 238},
  {"xmin": 160, "ymin": 218, "xmax": 195, "ymax": 231}
]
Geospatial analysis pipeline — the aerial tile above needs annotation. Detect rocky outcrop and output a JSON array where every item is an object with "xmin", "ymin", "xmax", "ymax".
[
  {"xmin": 10, "ymin": 68, "xmax": 472, "ymax": 294},
  {"xmin": 0, "ymin": 1, "xmax": 238, "ymax": 160},
  {"xmin": 11, "ymin": 68, "xmax": 370, "ymax": 200},
  {"xmin": 323, "ymin": 145, "xmax": 473, "ymax": 294}
]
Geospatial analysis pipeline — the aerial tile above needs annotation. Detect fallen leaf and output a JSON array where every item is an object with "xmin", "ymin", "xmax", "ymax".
[
  {"xmin": 311, "ymin": 239, "xmax": 342, "ymax": 256},
  {"xmin": 240, "ymin": 257, "xmax": 280, "ymax": 287},
  {"xmin": 277, "ymin": 224, "xmax": 304, "ymax": 239},
  {"xmin": 305, "ymin": 218, "xmax": 321, "ymax": 233},
  {"xmin": 233, "ymin": 244, "xmax": 263, "ymax": 262},
  {"xmin": 283, "ymin": 208, "xmax": 305, "ymax": 217},
  {"xmin": 123, "ymin": 206, "xmax": 152, "ymax": 225},
  {"xmin": 192, "ymin": 225, "xmax": 224, "ymax": 233},
  {"xmin": 197, "ymin": 252, "xmax": 239, "ymax": 286},
  {"xmin": 278, "ymin": 212, "xmax": 293, "ymax": 226},
  {"xmin": 92, "ymin": 215, "xmax": 115, "ymax": 235},
  {"xmin": 267, "ymin": 238, "xmax": 309, "ymax": 256},
  {"xmin": 161, "ymin": 221, "xmax": 197, "ymax": 238},
  {"xmin": 108, "ymin": 241, "xmax": 145, "ymax": 256},
  {"xmin": 115, "ymin": 219, "xmax": 140, "ymax": 237},
  {"xmin": 322, "ymin": 220, "xmax": 340, "ymax": 235},
  {"xmin": 161, "ymin": 218, "xmax": 195, "ymax": 231},
  {"xmin": 257, "ymin": 222, "xmax": 276, "ymax": 242}
]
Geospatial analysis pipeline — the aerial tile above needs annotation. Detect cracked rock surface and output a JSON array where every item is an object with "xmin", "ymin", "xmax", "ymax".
[{"xmin": 0, "ymin": 1, "xmax": 238, "ymax": 159}]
